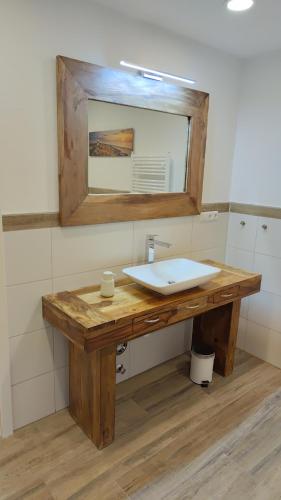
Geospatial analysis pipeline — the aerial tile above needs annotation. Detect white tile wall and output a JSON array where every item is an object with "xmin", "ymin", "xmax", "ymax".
[
  {"xmin": 191, "ymin": 246, "xmax": 226, "ymax": 262},
  {"xmin": 191, "ymin": 213, "xmax": 228, "ymax": 252},
  {"xmin": 226, "ymin": 247, "xmax": 254, "ymax": 271},
  {"xmin": 7, "ymin": 280, "xmax": 52, "ymax": 337},
  {"xmin": 248, "ymin": 291, "xmax": 281, "ymax": 333},
  {"xmin": 245, "ymin": 321, "xmax": 281, "ymax": 369},
  {"xmin": 254, "ymin": 253, "xmax": 281, "ymax": 296},
  {"xmin": 227, "ymin": 212, "xmax": 281, "ymax": 369},
  {"xmin": 4, "ymin": 229, "xmax": 52, "ymax": 285},
  {"xmin": 12, "ymin": 372, "xmax": 55, "ymax": 430},
  {"xmin": 51, "ymin": 223, "xmax": 134, "ymax": 277},
  {"xmin": 4, "ymin": 213, "xmax": 228, "ymax": 429},
  {"xmin": 227, "ymin": 213, "xmax": 258, "ymax": 252},
  {"xmin": 256, "ymin": 218, "xmax": 281, "ymax": 259},
  {"xmin": 9, "ymin": 328, "xmax": 54, "ymax": 385},
  {"xmin": 130, "ymin": 323, "xmax": 189, "ymax": 377}
]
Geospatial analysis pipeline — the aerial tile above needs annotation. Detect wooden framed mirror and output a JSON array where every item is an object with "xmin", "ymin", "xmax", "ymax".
[{"xmin": 57, "ymin": 56, "xmax": 209, "ymax": 226}]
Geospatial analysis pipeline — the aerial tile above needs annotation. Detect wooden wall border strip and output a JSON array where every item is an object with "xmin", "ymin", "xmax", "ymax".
[
  {"xmin": 3, "ymin": 202, "xmax": 281, "ymax": 231},
  {"xmin": 1, "ymin": 203, "xmax": 230, "ymax": 231},
  {"xmin": 2, "ymin": 213, "xmax": 60, "ymax": 232},
  {"xmin": 230, "ymin": 203, "xmax": 281, "ymax": 220},
  {"xmin": 202, "ymin": 202, "xmax": 230, "ymax": 213}
]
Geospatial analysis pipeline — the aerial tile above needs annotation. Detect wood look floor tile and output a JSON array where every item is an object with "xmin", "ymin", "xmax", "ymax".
[{"xmin": 1, "ymin": 351, "xmax": 281, "ymax": 500}]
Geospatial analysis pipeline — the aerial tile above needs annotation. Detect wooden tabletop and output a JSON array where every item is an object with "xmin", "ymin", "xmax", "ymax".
[{"xmin": 42, "ymin": 261, "xmax": 261, "ymax": 350}]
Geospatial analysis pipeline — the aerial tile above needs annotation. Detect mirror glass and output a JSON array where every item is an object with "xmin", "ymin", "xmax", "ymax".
[{"xmin": 88, "ymin": 100, "xmax": 190, "ymax": 195}]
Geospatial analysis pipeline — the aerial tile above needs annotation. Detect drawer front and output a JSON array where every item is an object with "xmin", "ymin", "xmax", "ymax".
[
  {"xmin": 212, "ymin": 286, "xmax": 240, "ymax": 304},
  {"xmin": 133, "ymin": 309, "xmax": 179, "ymax": 336},
  {"xmin": 176, "ymin": 296, "xmax": 208, "ymax": 316},
  {"xmin": 133, "ymin": 297, "xmax": 208, "ymax": 336}
]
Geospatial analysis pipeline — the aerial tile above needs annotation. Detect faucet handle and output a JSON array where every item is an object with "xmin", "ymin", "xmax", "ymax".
[
  {"xmin": 155, "ymin": 239, "xmax": 172, "ymax": 248},
  {"xmin": 146, "ymin": 234, "xmax": 158, "ymax": 242}
]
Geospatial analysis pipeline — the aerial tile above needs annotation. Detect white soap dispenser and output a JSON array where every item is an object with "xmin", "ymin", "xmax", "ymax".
[{"xmin": 100, "ymin": 271, "xmax": 116, "ymax": 298}]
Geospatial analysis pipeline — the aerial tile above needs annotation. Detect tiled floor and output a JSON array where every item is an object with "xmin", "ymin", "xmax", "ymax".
[
  {"xmin": 135, "ymin": 386, "xmax": 281, "ymax": 499},
  {"xmin": 1, "ymin": 349, "xmax": 281, "ymax": 499}
]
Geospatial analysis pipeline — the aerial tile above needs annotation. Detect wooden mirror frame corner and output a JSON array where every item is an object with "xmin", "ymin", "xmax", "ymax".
[{"xmin": 57, "ymin": 55, "xmax": 209, "ymax": 226}]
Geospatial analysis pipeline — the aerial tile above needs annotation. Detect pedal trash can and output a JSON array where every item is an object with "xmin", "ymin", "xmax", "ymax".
[{"xmin": 190, "ymin": 344, "xmax": 215, "ymax": 387}]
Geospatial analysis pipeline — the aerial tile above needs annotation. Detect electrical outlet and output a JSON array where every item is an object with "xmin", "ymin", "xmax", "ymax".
[{"xmin": 200, "ymin": 211, "xmax": 219, "ymax": 222}]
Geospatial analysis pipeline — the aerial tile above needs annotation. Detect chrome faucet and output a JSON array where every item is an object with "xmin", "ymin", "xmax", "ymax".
[{"xmin": 145, "ymin": 234, "xmax": 172, "ymax": 264}]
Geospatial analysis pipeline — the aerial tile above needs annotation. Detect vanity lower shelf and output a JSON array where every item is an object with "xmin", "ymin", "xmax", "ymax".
[{"xmin": 42, "ymin": 260, "xmax": 261, "ymax": 449}]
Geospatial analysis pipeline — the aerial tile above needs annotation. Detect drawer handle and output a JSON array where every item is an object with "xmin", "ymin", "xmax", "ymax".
[
  {"xmin": 144, "ymin": 317, "xmax": 160, "ymax": 324},
  {"xmin": 221, "ymin": 292, "xmax": 234, "ymax": 298},
  {"xmin": 180, "ymin": 304, "xmax": 201, "ymax": 310}
]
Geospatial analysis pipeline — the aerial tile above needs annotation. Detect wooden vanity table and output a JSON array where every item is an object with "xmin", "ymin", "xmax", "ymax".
[{"xmin": 43, "ymin": 261, "xmax": 261, "ymax": 449}]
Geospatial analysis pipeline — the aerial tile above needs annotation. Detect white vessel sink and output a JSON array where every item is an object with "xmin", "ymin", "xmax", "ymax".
[{"xmin": 123, "ymin": 258, "xmax": 221, "ymax": 295}]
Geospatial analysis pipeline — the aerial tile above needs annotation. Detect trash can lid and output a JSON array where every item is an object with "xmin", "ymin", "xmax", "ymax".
[{"xmin": 192, "ymin": 344, "xmax": 215, "ymax": 356}]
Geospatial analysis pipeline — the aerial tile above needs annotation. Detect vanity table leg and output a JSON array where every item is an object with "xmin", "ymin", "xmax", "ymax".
[
  {"xmin": 69, "ymin": 343, "xmax": 116, "ymax": 449},
  {"xmin": 193, "ymin": 300, "xmax": 241, "ymax": 376}
]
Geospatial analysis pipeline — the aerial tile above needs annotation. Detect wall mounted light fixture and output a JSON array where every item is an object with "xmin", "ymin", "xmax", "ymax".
[{"xmin": 120, "ymin": 60, "xmax": 196, "ymax": 85}]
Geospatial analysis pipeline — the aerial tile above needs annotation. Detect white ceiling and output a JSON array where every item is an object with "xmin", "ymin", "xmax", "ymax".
[{"xmin": 93, "ymin": 0, "xmax": 281, "ymax": 58}]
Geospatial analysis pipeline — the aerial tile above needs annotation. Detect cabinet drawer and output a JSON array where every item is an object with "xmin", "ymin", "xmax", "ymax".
[
  {"xmin": 176, "ymin": 296, "xmax": 208, "ymax": 315},
  {"xmin": 212, "ymin": 286, "xmax": 240, "ymax": 304},
  {"xmin": 133, "ymin": 309, "xmax": 179, "ymax": 336},
  {"xmin": 133, "ymin": 297, "xmax": 208, "ymax": 336}
]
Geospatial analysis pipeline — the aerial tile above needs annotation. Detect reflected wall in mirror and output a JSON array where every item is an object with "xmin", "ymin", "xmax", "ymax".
[{"xmin": 88, "ymin": 100, "xmax": 190, "ymax": 195}]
